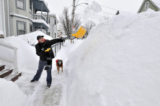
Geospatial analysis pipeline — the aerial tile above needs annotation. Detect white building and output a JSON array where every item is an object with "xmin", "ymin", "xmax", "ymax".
[
  {"xmin": 36, "ymin": 13, "xmax": 58, "ymax": 39},
  {"xmin": 1, "ymin": 0, "xmax": 52, "ymax": 38},
  {"xmin": 0, "ymin": 0, "xmax": 6, "ymax": 38}
]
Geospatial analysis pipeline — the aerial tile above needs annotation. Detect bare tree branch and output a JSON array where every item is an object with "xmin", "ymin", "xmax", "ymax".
[
  {"xmin": 59, "ymin": 7, "xmax": 82, "ymax": 37},
  {"xmin": 84, "ymin": 21, "xmax": 96, "ymax": 36}
]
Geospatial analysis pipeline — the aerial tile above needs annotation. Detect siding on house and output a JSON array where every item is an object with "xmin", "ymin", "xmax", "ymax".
[
  {"xmin": 4, "ymin": 0, "xmax": 10, "ymax": 37},
  {"xmin": 12, "ymin": 17, "xmax": 32, "ymax": 36},
  {"xmin": 4, "ymin": 0, "xmax": 33, "ymax": 37},
  {"xmin": 38, "ymin": 13, "xmax": 58, "ymax": 38},
  {"xmin": 12, "ymin": 0, "xmax": 33, "ymax": 19},
  {"xmin": 138, "ymin": 0, "xmax": 159, "ymax": 13},
  {"xmin": 48, "ymin": 16, "xmax": 57, "ymax": 39},
  {"xmin": 10, "ymin": 0, "xmax": 33, "ymax": 36},
  {"xmin": 3, "ymin": 0, "xmax": 50, "ymax": 37},
  {"xmin": 0, "ymin": 0, "xmax": 6, "ymax": 37}
]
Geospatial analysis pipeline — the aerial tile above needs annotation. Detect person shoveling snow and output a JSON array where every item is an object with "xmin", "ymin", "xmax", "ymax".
[{"xmin": 31, "ymin": 35, "xmax": 64, "ymax": 88}]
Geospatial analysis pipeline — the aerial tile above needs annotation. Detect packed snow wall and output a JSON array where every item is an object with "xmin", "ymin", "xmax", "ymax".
[{"xmin": 63, "ymin": 11, "xmax": 160, "ymax": 106}]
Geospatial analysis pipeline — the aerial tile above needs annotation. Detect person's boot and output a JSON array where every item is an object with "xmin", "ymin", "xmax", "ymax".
[
  {"xmin": 30, "ymin": 79, "xmax": 35, "ymax": 82},
  {"xmin": 47, "ymin": 85, "xmax": 51, "ymax": 88},
  {"xmin": 45, "ymin": 65, "xmax": 51, "ymax": 70}
]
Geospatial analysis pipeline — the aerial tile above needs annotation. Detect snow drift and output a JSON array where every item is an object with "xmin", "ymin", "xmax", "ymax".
[
  {"xmin": 52, "ymin": 39, "xmax": 84, "ymax": 71},
  {"xmin": 17, "ymin": 31, "xmax": 52, "ymax": 45},
  {"xmin": 0, "ymin": 31, "xmax": 53, "ymax": 71},
  {"xmin": 63, "ymin": 11, "xmax": 160, "ymax": 106},
  {"xmin": 0, "ymin": 79, "xmax": 26, "ymax": 106}
]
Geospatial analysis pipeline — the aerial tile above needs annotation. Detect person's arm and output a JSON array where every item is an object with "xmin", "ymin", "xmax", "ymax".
[
  {"xmin": 46, "ymin": 39, "xmax": 63, "ymax": 47},
  {"xmin": 35, "ymin": 45, "xmax": 45, "ymax": 57}
]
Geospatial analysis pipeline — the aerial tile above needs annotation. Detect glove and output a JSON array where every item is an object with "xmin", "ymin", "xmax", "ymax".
[
  {"xmin": 45, "ymin": 48, "xmax": 51, "ymax": 52},
  {"xmin": 59, "ymin": 38, "xmax": 65, "ymax": 42}
]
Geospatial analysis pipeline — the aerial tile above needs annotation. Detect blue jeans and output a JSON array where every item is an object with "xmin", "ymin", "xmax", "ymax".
[{"xmin": 33, "ymin": 60, "xmax": 52, "ymax": 85}]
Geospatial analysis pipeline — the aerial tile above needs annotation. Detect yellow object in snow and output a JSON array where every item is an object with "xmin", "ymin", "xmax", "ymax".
[
  {"xmin": 72, "ymin": 26, "xmax": 87, "ymax": 38},
  {"xmin": 45, "ymin": 48, "xmax": 51, "ymax": 52}
]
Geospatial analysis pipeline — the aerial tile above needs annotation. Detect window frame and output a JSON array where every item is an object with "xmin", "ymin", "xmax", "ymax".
[
  {"xmin": 145, "ymin": 1, "xmax": 149, "ymax": 11},
  {"xmin": 30, "ymin": 23, "xmax": 33, "ymax": 32},
  {"xmin": 55, "ymin": 19, "xmax": 57, "ymax": 25},
  {"xmin": 29, "ymin": 0, "xmax": 32, "ymax": 13},
  {"xmin": 17, "ymin": 20, "xmax": 26, "ymax": 35},
  {"xmin": 48, "ymin": 17, "xmax": 50, "ymax": 23},
  {"xmin": 16, "ymin": 0, "xmax": 26, "ymax": 10}
]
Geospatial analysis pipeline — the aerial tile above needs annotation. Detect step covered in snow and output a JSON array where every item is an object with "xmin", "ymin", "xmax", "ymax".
[
  {"xmin": 0, "ymin": 69, "xmax": 13, "ymax": 78},
  {"xmin": 0, "ymin": 65, "xmax": 5, "ymax": 71},
  {"xmin": 5, "ymin": 73, "xmax": 22, "ymax": 82}
]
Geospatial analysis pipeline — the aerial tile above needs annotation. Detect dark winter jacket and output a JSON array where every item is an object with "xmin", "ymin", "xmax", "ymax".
[{"xmin": 35, "ymin": 39, "xmax": 63, "ymax": 61}]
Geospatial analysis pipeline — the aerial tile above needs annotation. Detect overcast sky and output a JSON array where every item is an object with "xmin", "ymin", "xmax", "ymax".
[{"xmin": 45, "ymin": 0, "xmax": 144, "ymax": 17}]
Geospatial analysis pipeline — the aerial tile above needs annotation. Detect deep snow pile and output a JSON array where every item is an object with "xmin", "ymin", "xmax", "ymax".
[
  {"xmin": 52, "ymin": 39, "xmax": 84, "ymax": 71},
  {"xmin": 63, "ymin": 11, "xmax": 160, "ymax": 106},
  {"xmin": 17, "ymin": 31, "xmax": 52, "ymax": 45},
  {"xmin": 0, "ymin": 31, "xmax": 52, "ymax": 71},
  {"xmin": 0, "ymin": 79, "xmax": 26, "ymax": 106}
]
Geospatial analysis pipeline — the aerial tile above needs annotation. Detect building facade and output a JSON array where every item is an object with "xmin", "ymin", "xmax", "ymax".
[
  {"xmin": 3, "ymin": 0, "xmax": 50, "ymax": 37},
  {"xmin": 138, "ymin": 0, "xmax": 160, "ymax": 13},
  {"xmin": 37, "ymin": 13, "xmax": 58, "ymax": 39},
  {"xmin": 48, "ymin": 14, "xmax": 58, "ymax": 39},
  {"xmin": 0, "ymin": 0, "xmax": 6, "ymax": 38}
]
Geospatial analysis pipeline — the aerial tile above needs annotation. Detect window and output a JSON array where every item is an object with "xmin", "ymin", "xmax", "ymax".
[
  {"xmin": 48, "ymin": 17, "xmax": 50, "ymax": 23},
  {"xmin": 145, "ymin": 1, "xmax": 149, "ymax": 11},
  {"xmin": 17, "ymin": 21, "xmax": 26, "ymax": 35},
  {"xmin": 30, "ymin": 0, "xmax": 32, "ymax": 13},
  {"xmin": 30, "ymin": 24, "xmax": 33, "ymax": 32},
  {"xmin": 17, "ymin": 0, "xmax": 25, "ymax": 10},
  {"xmin": 55, "ymin": 19, "xmax": 56, "ymax": 25}
]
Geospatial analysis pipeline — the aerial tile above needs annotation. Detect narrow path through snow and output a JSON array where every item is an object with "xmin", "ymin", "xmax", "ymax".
[{"xmin": 16, "ymin": 69, "xmax": 64, "ymax": 106}]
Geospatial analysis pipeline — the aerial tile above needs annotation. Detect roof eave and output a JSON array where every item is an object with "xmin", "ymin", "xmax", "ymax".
[{"xmin": 137, "ymin": 0, "xmax": 146, "ymax": 13}]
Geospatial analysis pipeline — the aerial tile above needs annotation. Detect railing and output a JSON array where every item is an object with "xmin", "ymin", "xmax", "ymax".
[
  {"xmin": 51, "ymin": 42, "xmax": 63, "ymax": 56},
  {"xmin": 0, "ymin": 40, "xmax": 18, "ymax": 73},
  {"xmin": 33, "ymin": 14, "xmax": 47, "ymax": 22}
]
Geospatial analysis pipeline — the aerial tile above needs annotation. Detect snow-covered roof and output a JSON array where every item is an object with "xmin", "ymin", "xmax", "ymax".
[
  {"xmin": 10, "ymin": 13, "xmax": 50, "ymax": 28},
  {"xmin": 138, "ymin": 0, "xmax": 160, "ymax": 13},
  {"xmin": 152, "ymin": 0, "xmax": 160, "ymax": 9},
  {"xmin": 36, "ymin": 12, "xmax": 56, "ymax": 17},
  {"xmin": 32, "ymin": 19, "xmax": 50, "ymax": 28}
]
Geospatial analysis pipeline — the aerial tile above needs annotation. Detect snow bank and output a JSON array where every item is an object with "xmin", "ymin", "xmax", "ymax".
[
  {"xmin": 0, "ymin": 79, "xmax": 26, "ymax": 106},
  {"xmin": 63, "ymin": 11, "xmax": 160, "ymax": 106},
  {"xmin": 0, "ymin": 31, "xmax": 53, "ymax": 72},
  {"xmin": 17, "ymin": 31, "xmax": 52, "ymax": 45},
  {"xmin": 52, "ymin": 39, "xmax": 84, "ymax": 71},
  {"xmin": 0, "ymin": 37, "xmax": 38, "ymax": 71}
]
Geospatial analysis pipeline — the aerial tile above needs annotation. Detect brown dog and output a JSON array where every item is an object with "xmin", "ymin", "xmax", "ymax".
[{"xmin": 56, "ymin": 59, "xmax": 63, "ymax": 74}]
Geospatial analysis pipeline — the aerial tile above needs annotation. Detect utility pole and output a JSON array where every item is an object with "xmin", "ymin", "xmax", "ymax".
[{"xmin": 71, "ymin": 0, "xmax": 76, "ymax": 43}]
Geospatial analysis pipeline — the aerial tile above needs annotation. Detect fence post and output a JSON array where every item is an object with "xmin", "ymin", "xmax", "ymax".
[
  {"xmin": 14, "ymin": 48, "xmax": 18, "ymax": 73},
  {"xmin": 55, "ymin": 45, "xmax": 56, "ymax": 56},
  {"xmin": 60, "ymin": 43, "xmax": 61, "ymax": 49}
]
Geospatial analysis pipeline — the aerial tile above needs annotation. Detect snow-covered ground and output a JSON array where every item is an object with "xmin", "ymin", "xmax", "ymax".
[
  {"xmin": 0, "ymin": 79, "xmax": 26, "ymax": 106},
  {"xmin": 0, "ymin": 31, "xmax": 66, "ymax": 106},
  {"xmin": 14, "ymin": 39, "xmax": 83, "ymax": 106},
  {"xmin": 1, "ymin": 10, "xmax": 160, "ymax": 106},
  {"xmin": 0, "ymin": 29, "xmax": 83, "ymax": 106}
]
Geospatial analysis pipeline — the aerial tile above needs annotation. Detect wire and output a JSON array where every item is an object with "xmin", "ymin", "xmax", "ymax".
[
  {"xmin": 101, "ymin": 11, "xmax": 115, "ymax": 15},
  {"xmin": 85, "ymin": 0, "xmax": 132, "ymax": 14},
  {"xmin": 76, "ymin": 8, "xmax": 115, "ymax": 15},
  {"xmin": 76, "ymin": 10, "xmax": 110, "ymax": 19},
  {"xmin": 76, "ymin": 0, "xmax": 79, "ymax": 5},
  {"xmin": 76, "ymin": 13, "xmax": 101, "ymax": 20}
]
